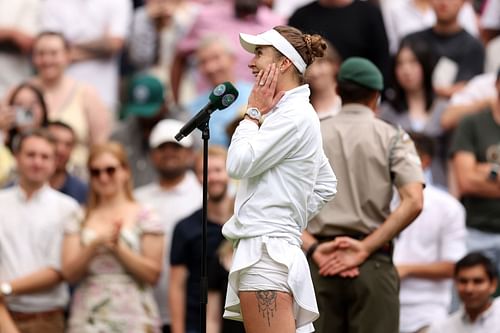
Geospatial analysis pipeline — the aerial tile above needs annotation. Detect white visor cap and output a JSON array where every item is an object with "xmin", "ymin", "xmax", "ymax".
[{"xmin": 239, "ymin": 28, "xmax": 307, "ymax": 74}]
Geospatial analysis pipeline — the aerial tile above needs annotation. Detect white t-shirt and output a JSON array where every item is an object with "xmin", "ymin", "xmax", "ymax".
[
  {"xmin": 0, "ymin": 185, "xmax": 80, "ymax": 312},
  {"xmin": 134, "ymin": 172, "xmax": 202, "ymax": 325},
  {"xmin": 383, "ymin": 0, "xmax": 479, "ymax": 54},
  {"xmin": 481, "ymin": 0, "xmax": 500, "ymax": 29},
  {"xmin": 394, "ymin": 185, "xmax": 467, "ymax": 332},
  {"xmin": 428, "ymin": 298, "xmax": 500, "ymax": 333},
  {"xmin": 0, "ymin": 0, "xmax": 40, "ymax": 98},
  {"xmin": 449, "ymin": 72, "xmax": 497, "ymax": 106},
  {"xmin": 41, "ymin": 0, "xmax": 132, "ymax": 111}
]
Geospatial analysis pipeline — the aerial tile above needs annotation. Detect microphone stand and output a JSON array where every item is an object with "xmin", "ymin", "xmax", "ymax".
[{"xmin": 199, "ymin": 119, "xmax": 210, "ymax": 333}]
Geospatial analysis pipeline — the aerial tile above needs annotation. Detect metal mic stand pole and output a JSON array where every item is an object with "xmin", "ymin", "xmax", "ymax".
[{"xmin": 199, "ymin": 120, "xmax": 210, "ymax": 333}]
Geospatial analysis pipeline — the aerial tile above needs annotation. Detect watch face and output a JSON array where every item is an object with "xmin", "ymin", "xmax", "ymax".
[
  {"xmin": 247, "ymin": 108, "xmax": 261, "ymax": 119},
  {"xmin": 1, "ymin": 282, "xmax": 12, "ymax": 296}
]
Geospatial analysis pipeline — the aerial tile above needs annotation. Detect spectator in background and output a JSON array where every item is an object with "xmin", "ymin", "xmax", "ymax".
[
  {"xmin": 47, "ymin": 121, "xmax": 88, "ymax": 205},
  {"xmin": 305, "ymin": 40, "xmax": 342, "ymax": 119},
  {"xmin": 170, "ymin": 0, "xmax": 283, "ymax": 104},
  {"xmin": 289, "ymin": 0, "xmax": 391, "ymax": 82},
  {"xmin": 41, "ymin": 0, "xmax": 132, "ymax": 113},
  {"xmin": 0, "ymin": 0, "xmax": 40, "ymax": 98},
  {"xmin": 394, "ymin": 133, "xmax": 467, "ymax": 333},
  {"xmin": 0, "ymin": 130, "xmax": 80, "ymax": 333},
  {"xmin": 0, "ymin": 82, "xmax": 49, "ymax": 186},
  {"xmin": 62, "ymin": 142, "xmax": 164, "ymax": 333},
  {"xmin": 428, "ymin": 252, "xmax": 500, "ymax": 333},
  {"xmin": 402, "ymin": 0, "xmax": 485, "ymax": 98},
  {"xmin": 1, "ymin": 83, "xmax": 49, "ymax": 152},
  {"xmin": 272, "ymin": 0, "xmax": 315, "ymax": 19},
  {"xmin": 441, "ymin": 71, "xmax": 498, "ymax": 131},
  {"xmin": 112, "ymin": 74, "xmax": 186, "ymax": 188},
  {"xmin": 134, "ymin": 119, "xmax": 202, "ymax": 333},
  {"xmin": 382, "ymin": 0, "xmax": 478, "ymax": 54},
  {"xmin": 31, "ymin": 31, "xmax": 111, "ymax": 178},
  {"xmin": 169, "ymin": 145, "xmax": 232, "ymax": 333},
  {"xmin": 378, "ymin": 40, "xmax": 449, "ymax": 187},
  {"xmin": 128, "ymin": 0, "xmax": 200, "ymax": 83},
  {"xmin": 480, "ymin": 0, "xmax": 500, "ymax": 43},
  {"xmin": 186, "ymin": 36, "xmax": 252, "ymax": 147},
  {"xmin": 449, "ymin": 69, "xmax": 500, "ymax": 286},
  {"xmin": 307, "ymin": 58, "xmax": 424, "ymax": 333}
]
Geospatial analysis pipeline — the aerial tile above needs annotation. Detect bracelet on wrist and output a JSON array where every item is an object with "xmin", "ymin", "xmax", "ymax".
[{"xmin": 306, "ymin": 242, "xmax": 319, "ymax": 259}]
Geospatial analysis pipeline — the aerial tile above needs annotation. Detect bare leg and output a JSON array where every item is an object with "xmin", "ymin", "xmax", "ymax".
[{"xmin": 239, "ymin": 291, "xmax": 295, "ymax": 333}]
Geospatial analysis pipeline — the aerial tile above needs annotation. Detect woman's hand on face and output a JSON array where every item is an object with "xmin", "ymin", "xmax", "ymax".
[
  {"xmin": 248, "ymin": 63, "xmax": 285, "ymax": 115},
  {"xmin": 0, "ymin": 105, "xmax": 15, "ymax": 133}
]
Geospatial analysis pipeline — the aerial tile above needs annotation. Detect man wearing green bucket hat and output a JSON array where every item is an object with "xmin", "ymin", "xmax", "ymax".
[
  {"xmin": 303, "ymin": 57, "xmax": 425, "ymax": 333},
  {"xmin": 112, "ymin": 74, "xmax": 186, "ymax": 187}
]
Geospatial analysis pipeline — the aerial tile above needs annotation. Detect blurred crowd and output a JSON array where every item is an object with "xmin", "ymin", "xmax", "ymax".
[{"xmin": 0, "ymin": 0, "xmax": 499, "ymax": 333}]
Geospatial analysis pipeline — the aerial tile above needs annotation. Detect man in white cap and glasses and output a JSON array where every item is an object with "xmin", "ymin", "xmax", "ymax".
[
  {"xmin": 135, "ymin": 119, "xmax": 202, "ymax": 333},
  {"xmin": 221, "ymin": 25, "xmax": 337, "ymax": 333}
]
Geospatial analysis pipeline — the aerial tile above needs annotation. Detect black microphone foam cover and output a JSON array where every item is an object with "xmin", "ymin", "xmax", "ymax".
[{"xmin": 208, "ymin": 82, "xmax": 239, "ymax": 111}]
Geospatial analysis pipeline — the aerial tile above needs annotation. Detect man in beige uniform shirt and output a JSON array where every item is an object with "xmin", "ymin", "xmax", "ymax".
[{"xmin": 302, "ymin": 57, "xmax": 425, "ymax": 333}]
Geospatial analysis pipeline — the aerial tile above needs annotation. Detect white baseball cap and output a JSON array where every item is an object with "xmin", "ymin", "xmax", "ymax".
[
  {"xmin": 239, "ymin": 28, "xmax": 307, "ymax": 74},
  {"xmin": 149, "ymin": 119, "xmax": 193, "ymax": 149}
]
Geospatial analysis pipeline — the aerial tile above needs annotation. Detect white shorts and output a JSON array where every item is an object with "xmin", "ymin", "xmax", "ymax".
[{"xmin": 238, "ymin": 245, "xmax": 291, "ymax": 293}]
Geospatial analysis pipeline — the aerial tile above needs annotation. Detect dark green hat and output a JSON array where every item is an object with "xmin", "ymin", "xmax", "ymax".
[
  {"xmin": 124, "ymin": 74, "xmax": 165, "ymax": 117},
  {"xmin": 338, "ymin": 57, "xmax": 383, "ymax": 91}
]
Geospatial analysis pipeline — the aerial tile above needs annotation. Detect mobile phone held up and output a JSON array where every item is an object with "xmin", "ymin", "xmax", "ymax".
[{"xmin": 15, "ymin": 107, "xmax": 34, "ymax": 126}]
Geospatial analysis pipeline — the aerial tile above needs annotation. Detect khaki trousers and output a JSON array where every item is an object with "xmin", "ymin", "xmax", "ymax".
[{"xmin": 310, "ymin": 253, "xmax": 400, "ymax": 333}]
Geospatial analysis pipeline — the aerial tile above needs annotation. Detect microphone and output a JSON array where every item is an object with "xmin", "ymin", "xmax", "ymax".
[{"xmin": 175, "ymin": 82, "xmax": 239, "ymax": 141}]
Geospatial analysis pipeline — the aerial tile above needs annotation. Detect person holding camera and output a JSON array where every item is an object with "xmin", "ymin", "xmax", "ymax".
[{"xmin": 0, "ymin": 82, "xmax": 49, "ymax": 186}]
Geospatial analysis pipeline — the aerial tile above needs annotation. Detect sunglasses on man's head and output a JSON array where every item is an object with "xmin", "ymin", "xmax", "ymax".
[{"xmin": 89, "ymin": 165, "xmax": 119, "ymax": 178}]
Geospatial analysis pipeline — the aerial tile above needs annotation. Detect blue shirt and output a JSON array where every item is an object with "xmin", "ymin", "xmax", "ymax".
[
  {"xmin": 59, "ymin": 173, "xmax": 88, "ymax": 205},
  {"xmin": 186, "ymin": 81, "xmax": 252, "ymax": 147}
]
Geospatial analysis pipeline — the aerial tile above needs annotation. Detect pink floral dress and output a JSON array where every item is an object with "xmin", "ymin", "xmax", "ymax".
[{"xmin": 65, "ymin": 207, "xmax": 163, "ymax": 333}]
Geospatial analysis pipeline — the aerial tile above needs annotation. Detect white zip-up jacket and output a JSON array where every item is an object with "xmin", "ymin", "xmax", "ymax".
[
  {"xmin": 223, "ymin": 84, "xmax": 337, "ymax": 242},
  {"xmin": 222, "ymin": 84, "xmax": 337, "ymax": 333}
]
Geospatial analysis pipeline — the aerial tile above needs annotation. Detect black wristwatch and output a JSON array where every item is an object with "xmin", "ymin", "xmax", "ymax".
[
  {"xmin": 306, "ymin": 242, "xmax": 319, "ymax": 259},
  {"xmin": 488, "ymin": 163, "xmax": 499, "ymax": 181}
]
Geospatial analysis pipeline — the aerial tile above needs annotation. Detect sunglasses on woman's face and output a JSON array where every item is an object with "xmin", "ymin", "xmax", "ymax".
[{"xmin": 89, "ymin": 165, "xmax": 119, "ymax": 178}]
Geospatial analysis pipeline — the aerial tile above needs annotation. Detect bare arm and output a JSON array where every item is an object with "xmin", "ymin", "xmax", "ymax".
[
  {"xmin": 481, "ymin": 28, "xmax": 500, "ymax": 44},
  {"xmin": 207, "ymin": 291, "xmax": 222, "ymax": 333},
  {"xmin": 0, "ymin": 302, "xmax": 19, "ymax": 333},
  {"xmin": 362, "ymin": 182, "xmax": 424, "ymax": 254},
  {"xmin": 83, "ymin": 85, "xmax": 112, "ymax": 144},
  {"xmin": 397, "ymin": 262, "xmax": 455, "ymax": 280},
  {"xmin": 441, "ymin": 98, "xmax": 494, "ymax": 131},
  {"xmin": 434, "ymin": 82, "xmax": 466, "ymax": 100},
  {"xmin": 112, "ymin": 233, "xmax": 164, "ymax": 285},
  {"xmin": 61, "ymin": 234, "xmax": 102, "ymax": 284},
  {"xmin": 453, "ymin": 151, "xmax": 500, "ymax": 198},
  {"xmin": 70, "ymin": 37, "xmax": 125, "ymax": 62},
  {"xmin": 8, "ymin": 268, "xmax": 62, "ymax": 296},
  {"xmin": 170, "ymin": 52, "xmax": 187, "ymax": 103},
  {"xmin": 62, "ymin": 220, "xmax": 121, "ymax": 284},
  {"xmin": 0, "ymin": 28, "xmax": 33, "ymax": 54},
  {"xmin": 170, "ymin": 265, "xmax": 188, "ymax": 333}
]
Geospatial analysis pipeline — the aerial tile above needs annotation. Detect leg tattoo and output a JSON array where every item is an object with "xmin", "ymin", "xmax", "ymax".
[{"xmin": 256, "ymin": 291, "xmax": 278, "ymax": 327}]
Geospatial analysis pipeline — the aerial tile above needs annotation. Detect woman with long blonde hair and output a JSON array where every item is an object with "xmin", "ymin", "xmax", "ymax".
[{"xmin": 62, "ymin": 141, "xmax": 164, "ymax": 332}]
